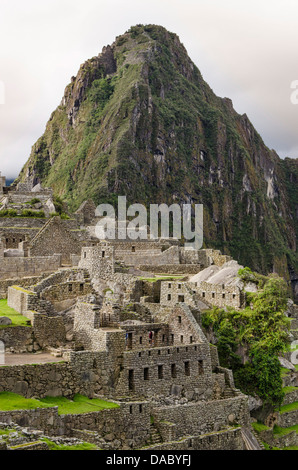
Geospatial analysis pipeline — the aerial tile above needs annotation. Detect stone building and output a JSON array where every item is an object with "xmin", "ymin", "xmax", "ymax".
[{"xmin": 0, "ymin": 188, "xmax": 260, "ymax": 450}]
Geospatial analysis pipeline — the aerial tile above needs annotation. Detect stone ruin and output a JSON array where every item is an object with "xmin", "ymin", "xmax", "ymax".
[{"xmin": 0, "ymin": 179, "xmax": 263, "ymax": 450}]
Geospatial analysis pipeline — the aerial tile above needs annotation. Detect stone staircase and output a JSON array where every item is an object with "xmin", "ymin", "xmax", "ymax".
[{"xmin": 149, "ymin": 423, "xmax": 162, "ymax": 446}]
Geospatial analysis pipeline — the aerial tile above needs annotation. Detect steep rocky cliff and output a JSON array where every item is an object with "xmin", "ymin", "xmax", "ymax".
[{"xmin": 15, "ymin": 25, "xmax": 298, "ymax": 298}]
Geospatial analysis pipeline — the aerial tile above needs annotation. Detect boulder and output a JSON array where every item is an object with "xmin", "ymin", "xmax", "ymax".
[{"xmin": 0, "ymin": 317, "xmax": 12, "ymax": 326}]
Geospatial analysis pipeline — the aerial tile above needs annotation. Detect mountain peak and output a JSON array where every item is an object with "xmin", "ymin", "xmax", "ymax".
[{"xmin": 15, "ymin": 25, "xmax": 298, "ymax": 295}]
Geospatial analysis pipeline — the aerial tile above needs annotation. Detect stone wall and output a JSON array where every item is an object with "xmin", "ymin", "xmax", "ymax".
[
  {"xmin": 192, "ymin": 281, "xmax": 241, "ymax": 308},
  {"xmin": 139, "ymin": 264, "xmax": 201, "ymax": 274},
  {"xmin": 145, "ymin": 427, "xmax": 244, "ymax": 450},
  {"xmin": 115, "ymin": 246, "xmax": 180, "ymax": 267},
  {"xmin": 79, "ymin": 243, "xmax": 115, "ymax": 291},
  {"xmin": 160, "ymin": 281, "xmax": 196, "ymax": 307},
  {"xmin": 0, "ymin": 326, "xmax": 32, "ymax": 353},
  {"xmin": 0, "ymin": 275, "xmax": 44, "ymax": 299},
  {"xmin": 152, "ymin": 396, "xmax": 250, "ymax": 438},
  {"xmin": 29, "ymin": 217, "xmax": 82, "ymax": 265},
  {"xmin": 114, "ymin": 343, "xmax": 225, "ymax": 400},
  {"xmin": 0, "ymin": 401, "xmax": 151, "ymax": 449},
  {"xmin": 7, "ymin": 286, "xmax": 55, "ymax": 316},
  {"xmin": 0, "ymin": 254, "xmax": 61, "ymax": 280}
]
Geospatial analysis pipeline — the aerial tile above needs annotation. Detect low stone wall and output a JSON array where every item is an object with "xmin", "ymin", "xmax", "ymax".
[
  {"xmin": 192, "ymin": 280, "xmax": 241, "ymax": 309},
  {"xmin": 260, "ymin": 428, "xmax": 298, "ymax": 449},
  {"xmin": 144, "ymin": 427, "xmax": 244, "ymax": 450},
  {"xmin": 0, "ymin": 275, "xmax": 44, "ymax": 299},
  {"xmin": 0, "ymin": 326, "xmax": 32, "ymax": 352},
  {"xmin": 139, "ymin": 264, "xmax": 201, "ymax": 274},
  {"xmin": 277, "ymin": 409, "xmax": 298, "ymax": 428},
  {"xmin": 152, "ymin": 396, "xmax": 250, "ymax": 439},
  {"xmin": 0, "ymin": 351, "xmax": 107, "ymax": 398},
  {"xmin": 0, "ymin": 401, "xmax": 151, "ymax": 449},
  {"xmin": 282, "ymin": 389, "xmax": 298, "ymax": 406},
  {"xmin": 0, "ymin": 254, "xmax": 62, "ymax": 280}
]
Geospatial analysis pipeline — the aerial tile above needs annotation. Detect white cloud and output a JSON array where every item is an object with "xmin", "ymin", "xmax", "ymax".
[{"xmin": 0, "ymin": 0, "xmax": 297, "ymax": 178}]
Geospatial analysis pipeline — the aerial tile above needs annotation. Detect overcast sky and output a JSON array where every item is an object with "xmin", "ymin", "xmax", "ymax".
[{"xmin": 0, "ymin": 0, "xmax": 298, "ymax": 179}]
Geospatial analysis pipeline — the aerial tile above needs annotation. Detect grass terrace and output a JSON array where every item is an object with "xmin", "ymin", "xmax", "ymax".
[
  {"xmin": 0, "ymin": 300, "xmax": 30, "ymax": 327},
  {"xmin": 0, "ymin": 392, "xmax": 119, "ymax": 414}
]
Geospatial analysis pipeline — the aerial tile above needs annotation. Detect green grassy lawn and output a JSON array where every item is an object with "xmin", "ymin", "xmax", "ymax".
[
  {"xmin": 251, "ymin": 422, "xmax": 270, "ymax": 433},
  {"xmin": 283, "ymin": 386, "xmax": 298, "ymax": 394},
  {"xmin": 279, "ymin": 401, "xmax": 298, "ymax": 414},
  {"xmin": 273, "ymin": 424, "xmax": 298, "ymax": 437},
  {"xmin": 0, "ymin": 299, "xmax": 30, "ymax": 327},
  {"xmin": 39, "ymin": 394, "xmax": 120, "ymax": 414},
  {"xmin": 0, "ymin": 392, "xmax": 119, "ymax": 415},
  {"xmin": 0, "ymin": 392, "xmax": 52, "ymax": 411},
  {"xmin": 41, "ymin": 438, "xmax": 98, "ymax": 450}
]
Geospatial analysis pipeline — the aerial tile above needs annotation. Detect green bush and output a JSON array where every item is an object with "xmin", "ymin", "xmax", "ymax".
[
  {"xmin": 201, "ymin": 273, "xmax": 290, "ymax": 407},
  {"xmin": 0, "ymin": 209, "xmax": 18, "ymax": 217},
  {"xmin": 20, "ymin": 209, "xmax": 45, "ymax": 218}
]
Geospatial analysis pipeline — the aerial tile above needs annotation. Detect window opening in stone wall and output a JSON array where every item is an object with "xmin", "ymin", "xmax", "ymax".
[
  {"xmin": 139, "ymin": 404, "xmax": 143, "ymax": 413},
  {"xmin": 198, "ymin": 360, "xmax": 204, "ymax": 375},
  {"xmin": 128, "ymin": 370, "xmax": 134, "ymax": 391},
  {"xmin": 132, "ymin": 246, "xmax": 135, "ymax": 252},
  {"xmin": 158, "ymin": 365, "xmax": 163, "ymax": 379},
  {"xmin": 69, "ymin": 284, "xmax": 73, "ymax": 292},
  {"xmin": 80, "ymin": 283, "xmax": 84, "ymax": 292},
  {"xmin": 180, "ymin": 335, "xmax": 183, "ymax": 343},
  {"xmin": 168, "ymin": 294, "xmax": 171, "ymax": 301},
  {"xmin": 126, "ymin": 332, "xmax": 133, "ymax": 350},
  {"xmin": 168, "ymin": 283, "xmax": 172, "ymax": 288},
  {"xmin": 178, "ymin": 316, "xmax": 182, "ymax": 323},
  {"xmin": 140, "ymin": 336, "xmax": 143, "ymax": 345},
  {"xmin": 171, "ymin": 363, "xmax": 177, "ymax": 378},
  {"xmin": 144, "ymin": 367, "xmax": 149, "ymax": 380},
  {"xmin": 178, "ymin": 295, "xmax": 184, "ymax": 303},
  {"xmin": 184, "ymin": 361, "xmax": 190, "ymax": 376},
  {"xmin": 190, "ymin": 336, "xmax": 193, "ymax": 344},
  {"xmin": 102, "ymin": 251, "xmax": 105, "ymax": 258}
]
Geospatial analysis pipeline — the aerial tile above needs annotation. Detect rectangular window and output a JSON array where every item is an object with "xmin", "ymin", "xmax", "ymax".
[
  {"xmin": 139, "ymin": 336, "xmax": 143, "ymax": 345},
  {"xmin": 171, "ymin": 363, "xmax": 177, "ymax": 378},
  {"xmin": 168, "ymin": 294, "xmax": 171, "ymax": 301},
  {"xmin": 102, "ymin": 251, "xmax": 105, "ymax": 258},
  {"xmin": 178, "ymin": 316, "xmax": 182, "ymax": 323},
  {"xmin": 180, "ymin": 335, "xmax": 184, "ymax": 343},
  {"xmin": 185, "ymin": 361, "xmax": 190, "ymax": 376},
  {"xmin": 80, "ymin": 283, "xmax": 84, "ymax": 292},
  {"xmin": 129, "ymin": 370, "xmax": 134, "ymax": 391},
  {"xmin": 168, "ymin": 283, "xmax": 172, "ymax": 288},
  {"xmin": 190, "ymin": 336, "xmax": 193, "ymax": 344},
  {"xmin": 158, "ymin": 365, "xmax": 163, "ymax": 379},
  {"xmin": 178, "ymin": 295, "xmax": 185, "ymax": 303},
  {"xmin": 144, "ymin": 367, "xmax": 149, "ymax": 381},
  {"xmin": 198, "ymin": 360, "xmax": 204, "ymax": 375}
]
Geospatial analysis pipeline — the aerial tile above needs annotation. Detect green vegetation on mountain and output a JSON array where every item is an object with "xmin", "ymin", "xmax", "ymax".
[
  {"xmin": 202, "ymin": 273, "xmax": 290, "ymax": 407},
  {"xmin": 15, "ymin": 24, "xmax": 297, "ymax": 296}
]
